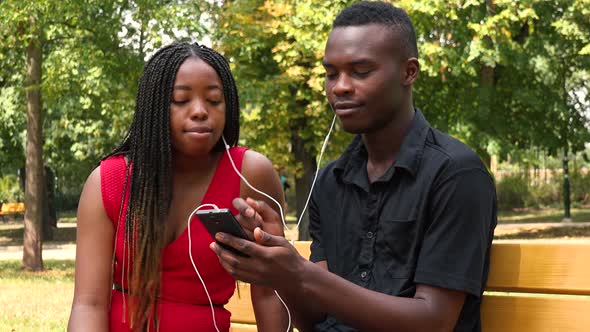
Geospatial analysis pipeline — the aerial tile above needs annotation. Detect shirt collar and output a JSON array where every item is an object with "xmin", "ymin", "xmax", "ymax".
[
  {"xmin": 334, "ymin": 109, "xmax": 431, "ymax": 187},
  {"xmin": 393, "ymin": 109, "xmax": 431, "ymax": 178}
]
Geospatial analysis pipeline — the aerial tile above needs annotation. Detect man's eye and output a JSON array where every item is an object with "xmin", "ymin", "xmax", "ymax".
[
  {"xmin": 325, "ymin": 72, "xmax": 338, "ymax": 79},
  {"xmin": 354, "ymin": 70, "xmax": 372, "ymax": 77}
]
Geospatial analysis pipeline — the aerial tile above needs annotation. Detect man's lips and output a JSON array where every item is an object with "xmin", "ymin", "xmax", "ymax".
[
  {"xmin": 334, "ymin": 101, "xmax": 362, "ymax": 109},
  {"xmin": 333, "ymin": 101, "xmax": 363, "ymax": 116}
]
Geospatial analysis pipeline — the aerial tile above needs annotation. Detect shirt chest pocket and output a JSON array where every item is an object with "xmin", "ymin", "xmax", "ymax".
[{"xmin": 378, "ymin": 207, "xmax": 418, "ymax": 278}]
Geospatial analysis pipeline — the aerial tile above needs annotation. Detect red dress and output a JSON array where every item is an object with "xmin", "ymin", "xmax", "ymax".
[{"xmin": 100, "ymin": 148, "xmax": 247, "ymax": 331}]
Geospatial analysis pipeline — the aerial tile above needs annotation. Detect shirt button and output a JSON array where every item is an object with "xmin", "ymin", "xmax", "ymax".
[
  {"xmin": 366, "ymin": 231, "xmax": 374, "ymax": 239},
  {"xmin": 361, "ymin": 271, "xmax": 368, "ymax": 279}
]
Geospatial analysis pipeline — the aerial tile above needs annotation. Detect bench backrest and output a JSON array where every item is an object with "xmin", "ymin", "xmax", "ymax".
[
  {"xmin": 0, "ymin": 202, "xmax": 25, "ymax": 213},
  {"xmin": 227, "ymin": 241, "xmax": 590, "ymax": 332},
  {"xmin": 482, "ymin": 241, "xmax": 590, "ymax": 331}
]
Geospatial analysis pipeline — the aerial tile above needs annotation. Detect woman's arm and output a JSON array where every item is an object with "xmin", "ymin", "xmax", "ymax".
[
  {"xmin": 239, "ymin": 150, "xmax": 291, "ymax": 332},
  {"xmin": 68, "ymin": 167, "xmax": 115, "ymax": 332}
]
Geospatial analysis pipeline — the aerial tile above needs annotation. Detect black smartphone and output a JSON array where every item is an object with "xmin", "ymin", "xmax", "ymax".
[{"xmin": 196, "ymin": 208, "xmax": 250, "ymax": 257}]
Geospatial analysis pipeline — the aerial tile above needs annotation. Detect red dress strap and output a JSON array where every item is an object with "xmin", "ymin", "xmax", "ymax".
[{"xmin": 100, "ymin": 155, "xmax": 129, "ymax": 225}]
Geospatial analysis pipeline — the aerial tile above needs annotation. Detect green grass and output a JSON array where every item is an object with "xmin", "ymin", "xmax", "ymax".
[
  {"xmin": 57, "ymin": 210, "xmax": 77, "ymax": 223},
  {"xmin": 498, "ymin": 207, "xmax": 590, "ymax": 224},
  {"xmin": 495, "ymin": 225, "xmax": 590, "ymax": 240},
  {"xmin": 0, "ymin": 224, "xmax": 76, "ymax": 246},
  {"xmin": 0, "ymin": 259, "xmax": 75, "ymax": 332}
]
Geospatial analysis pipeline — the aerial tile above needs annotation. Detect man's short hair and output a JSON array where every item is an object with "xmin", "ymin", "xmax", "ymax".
[{"xmin": 333, "ymin": 1, "xmax": 418, "ymax": 59}]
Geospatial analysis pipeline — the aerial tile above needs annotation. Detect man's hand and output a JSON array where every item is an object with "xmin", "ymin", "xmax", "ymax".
[
  {"xmin": 210, "ymin": 227, "xmax": 306, "ymax": 292},
  {"xmin": 233, "ymin": 197, "xmax": 285, "ymax": 239}
]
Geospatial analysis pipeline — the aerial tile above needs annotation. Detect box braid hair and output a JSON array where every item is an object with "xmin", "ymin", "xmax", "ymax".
[{"xmin": 102, "ymin": 41, "xmax": 239, "ymax": 330}]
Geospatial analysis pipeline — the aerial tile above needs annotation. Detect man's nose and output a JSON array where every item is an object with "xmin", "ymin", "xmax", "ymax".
[{"xmin": 333, "ymin": 74, "xmax": 354, "ymax": 96}]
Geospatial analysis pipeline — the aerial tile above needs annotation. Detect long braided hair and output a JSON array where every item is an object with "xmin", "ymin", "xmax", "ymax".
[{"xmin": 103, "ymin": 42, "xmax": 240, "ymax": 330}]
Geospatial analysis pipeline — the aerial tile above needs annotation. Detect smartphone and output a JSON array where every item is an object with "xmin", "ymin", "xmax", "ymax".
[{"xmin": 196, "ymin": 208, "xmax": 250, "ymax": 257}]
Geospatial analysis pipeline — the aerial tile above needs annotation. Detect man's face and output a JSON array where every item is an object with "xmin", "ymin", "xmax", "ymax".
[{"xmin": 323, "ymin": 24, "xmax": 408, "ymax": 134}]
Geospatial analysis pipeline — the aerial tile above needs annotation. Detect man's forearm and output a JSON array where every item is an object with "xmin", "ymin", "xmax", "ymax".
[
  {"xmin": 283, "ymin": 261, "xmax": 459, "ymax": 332},
  {"xmin": 251, "ymin": 285, "xmax": 292, "ymax": 332},
  {"xmin": 278, "ymin": 287, "xmax": 326, "ymax": 331}
]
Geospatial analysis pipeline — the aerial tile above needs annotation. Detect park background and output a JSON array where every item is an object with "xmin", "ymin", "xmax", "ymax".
[{"xmin": 0, "ymin": 0, "xmax": 589, "ymax": 331}]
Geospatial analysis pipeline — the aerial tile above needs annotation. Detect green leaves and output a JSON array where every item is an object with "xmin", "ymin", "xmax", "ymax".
[
  {"xmin": 0, "ymin": 0, "xmax": 211, "ymax": 191},
  {"xmin": 405, "ymin": 0, "xmax": 590, "ymax": 162},
  {"xmin": 0, "ymin": 0, "xmax": 588, "ymax": 193}
]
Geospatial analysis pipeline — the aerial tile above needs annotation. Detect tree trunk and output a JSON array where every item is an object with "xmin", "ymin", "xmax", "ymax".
[
  {"xmin": 291, "ymin": 129, "xmax": 317, "ymax": 241},
  {"xmin": 476, "ymin": 0, "xmax": 497, "ymax": 167},
  {"xmin": 562, "ymin": 154, "xmax": 571, "ymax": 222},
  {"xmin": 22, "ymin": 16, "xmax": 44, "ymax": 271}
]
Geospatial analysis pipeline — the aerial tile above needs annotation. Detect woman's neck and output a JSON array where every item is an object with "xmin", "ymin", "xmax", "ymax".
[{"xmin": 171, "ymin": 150, "xmax": 222, "ymax": 184}]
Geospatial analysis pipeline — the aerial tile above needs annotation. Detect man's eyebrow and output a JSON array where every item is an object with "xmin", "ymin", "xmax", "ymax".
[
  {"xmin": 322, "ymin": 58, "xmax": 375, "ymax": 67},
  {"xmin": 350, "ymin": 59, "xmax": 374, "ymax": 65}
]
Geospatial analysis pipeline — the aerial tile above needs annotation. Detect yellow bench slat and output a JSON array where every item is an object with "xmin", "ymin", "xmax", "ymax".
[
  {"xmin": 228, "ymin": 240, "xmax": 590, "ymax": 331},
  {"xmin": 226, "ymin": 242, "xmax": 311, "ymax": 325},
  {"xmin": 226, "ymin": 282, "xmax": 256, "ymax": 324},
  {"xmin": 486, "ymin": 242, "xmax": 590, "ymax": 295},
  {"xmin": 229, "ymin": 323, "xmax": 258, "ymax": 331},
  {"xmin": 481, "ymin": 294, "xmax": 590, "ymax": 331},
  {"xmin": 0, "ymin": 202, "xmax": 25, "ymax": 214}
]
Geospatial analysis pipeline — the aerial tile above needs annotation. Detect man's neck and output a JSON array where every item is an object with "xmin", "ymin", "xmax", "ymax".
[{"xmin": 363, "ymin": 106, "xmax": 415, "ymax": 182}]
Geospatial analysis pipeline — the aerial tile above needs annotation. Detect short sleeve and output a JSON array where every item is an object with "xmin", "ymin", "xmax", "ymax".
[
  {"xmin": 414, "ymin": 168, "xmax": 497, "ymax": 296},
  {"xmin": 308, "ymin": 189, "xmax": 326, "ymax": 263}
]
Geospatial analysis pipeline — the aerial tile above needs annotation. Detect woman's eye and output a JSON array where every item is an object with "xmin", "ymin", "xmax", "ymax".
[
  {"xmin": 208, "ymin": 100, "xmax": 222, "ymax": 106},
  {"xmin": 172, "ymin": 100, "xmax": 188, "ymax": 105}
]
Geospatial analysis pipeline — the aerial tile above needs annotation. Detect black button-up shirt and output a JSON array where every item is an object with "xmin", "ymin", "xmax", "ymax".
[{"xmin": 308, "ymin": 110, "xmax": 497, "ymax": 331}]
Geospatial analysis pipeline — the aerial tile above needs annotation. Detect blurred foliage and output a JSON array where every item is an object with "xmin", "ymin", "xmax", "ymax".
[
  {"xmin": 496, "ymin": 166, "xmax": 590, "ymax": 211},
  {"xmin": 0, "ymin": 0, "xmax": 209, "ymax": 198},
  {"xmin": 0, "ymin": 0, "xmax": 588, "ymax": 213}
]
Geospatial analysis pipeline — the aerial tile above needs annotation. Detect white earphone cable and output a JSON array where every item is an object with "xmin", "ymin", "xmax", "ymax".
[
  {"xmin": 190, "ymin": 112, "xmax": 336, "ymax": 332},
  {"xmin": 187, "ymin": 203, "xmax": 223, "ymax": 332}
]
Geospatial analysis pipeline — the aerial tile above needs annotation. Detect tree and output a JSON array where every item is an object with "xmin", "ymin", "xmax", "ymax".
[
  {"xmin": 403, "ymin": 0, "xmax": 589, "ymax": 159},
  {"xmin": 0, "ymin": 0, "xmax": 209, "ymax": 270},
  {"xmin": 0, "ymin": 0, "xmax": 131, "ymax": 270},
  {"xmin": 216, "ymin": 0, "xmax": 590, "ymax": 227}
]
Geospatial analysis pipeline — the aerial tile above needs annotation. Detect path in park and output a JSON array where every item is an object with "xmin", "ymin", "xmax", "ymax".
[{"xmin": 1, "ymin": 222, "xmax": 590, "ymax": 260}]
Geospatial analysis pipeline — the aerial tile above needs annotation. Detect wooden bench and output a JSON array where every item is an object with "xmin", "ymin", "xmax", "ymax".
[
  {"xmin": 0, "ymin": 202, "xmax": 25, "ymax": 222},
  {"xmin": 227, "ymin": 240, "xmax": 590, "ymax": 332}
]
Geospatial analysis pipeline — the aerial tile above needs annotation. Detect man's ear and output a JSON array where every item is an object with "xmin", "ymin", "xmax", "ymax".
[{"xmin": 402, "ymin": 57, "xmax": 419, "ymax": 86}]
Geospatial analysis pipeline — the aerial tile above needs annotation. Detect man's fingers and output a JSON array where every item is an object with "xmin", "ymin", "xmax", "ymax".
[
  {"xmin": 253, "ymin": 227, "xmax": 288, "ymax": 247},
  {"xmin": 246, "ymin": 197, "xmax": 280, "ymax": 222},
  {"xmin": 233, "ymin": 197, "xmax": 255, "ymax": 218},
  {"xmin": 232, "ymin": 198, "xmax": 263, "ymax": 233},
  {"xmin": 215, "ymin": 232, "xmax": 266, "ymax": 258},
  {"xmin": 210, "ymin": 242, "xmax": 254, "ymax": 280}
]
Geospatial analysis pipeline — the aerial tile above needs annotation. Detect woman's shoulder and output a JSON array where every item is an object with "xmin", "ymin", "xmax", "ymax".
[{"xmin": 241, "ymin": 148, "xmax": 274, "ymax": 173}]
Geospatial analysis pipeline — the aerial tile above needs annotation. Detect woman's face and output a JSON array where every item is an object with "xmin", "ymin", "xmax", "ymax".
[{"xmin": 169, "ymin": 57, "xmax": 226, "ymax": 157}]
